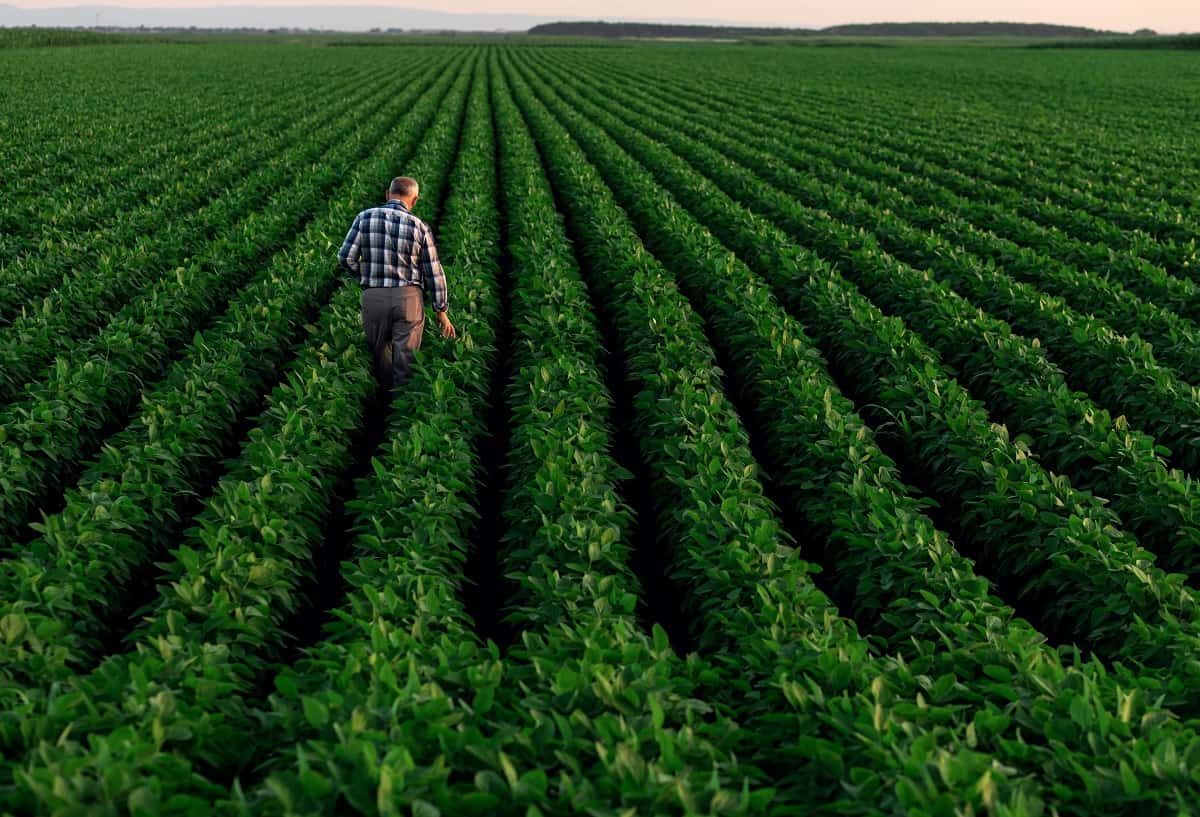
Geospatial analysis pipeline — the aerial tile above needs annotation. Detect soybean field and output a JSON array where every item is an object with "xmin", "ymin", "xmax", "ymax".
[{"xmin": 3, "ymin": 38, "xmax": 1200, "ymax": 816}]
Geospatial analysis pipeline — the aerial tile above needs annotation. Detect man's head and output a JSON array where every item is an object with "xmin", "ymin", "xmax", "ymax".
[{"xmin": 387, "ymin": 176, "xmax": 420, "ymax": 209}]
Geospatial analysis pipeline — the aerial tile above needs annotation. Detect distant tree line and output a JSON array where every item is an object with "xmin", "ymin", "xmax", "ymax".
[{"xmin": 527, "ymin": 21, "xmax": 1126, "ymax": 39}]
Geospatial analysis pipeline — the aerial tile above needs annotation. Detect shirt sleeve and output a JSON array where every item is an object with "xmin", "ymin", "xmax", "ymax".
[
  {"xmin": 418, "ymin": 223, "xmax": 448, "ymax": 312},
  {"xmin": 337, "ymin": 213, "xmax": 363, "ymax": 275}
]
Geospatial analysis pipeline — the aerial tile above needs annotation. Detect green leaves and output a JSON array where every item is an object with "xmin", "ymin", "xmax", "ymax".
[
  {"xmin": 302, "ymin": 697, "xmax": 330, "ymax": 729},
  {"xmin": 513, "ymin": 45, "xmax": 1200, "ymax": 814},
  {"xmin": 8, "ymin": 38, "xmax": 1200, "ymax": 817},
  {"xmin": 0, "ymin": 45, "xmax": 476, "ymax": 815}
]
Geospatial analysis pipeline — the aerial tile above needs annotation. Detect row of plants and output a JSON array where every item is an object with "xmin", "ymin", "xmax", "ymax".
[
  {"xmin": 538, "ymin": 55, "xmax": 1200, "ymax": 576},
  {"xmin": 0, "ymin": 58, "xmax": 338, "ymax": 268},
  {"xmin": 520, "ymin": 55, "xmax": 1200, "ymax": 706},
  {"xmin": 0, "ymin": 46, "xmax": 373, "ymax": 222},
  {"xmin": 0, "ymin": 54, "xmax": 467, "ymax": 551},
  {"xmin": 569, "ymin": 51, "xmax": 1200, "ymax": 281},
  {"xmin": 238, "ymin": 58, "xmax": 514, "ymax": 815},
  {"xmin": 677, "ymin": 47, "xmax": 1200, "ymax": 210},
  {"xmin": 842, "ymin": 187, "xmax": 1200, "ymax": 475},
  {"xmin": 585, "ymin": 56, "xmax": 1200, "ymax": 358},
  {"xmin": 689, "ymin": 53, "xmax": 1200, "ymax": 236},
  {"xmin": 738, "ymin": 76, "xmax": 1196, "ymax": 275},
  {"xmin": 768, "ymin": 108, "xmax": 1197, "ymax": 292},
  {"xmin": 859, "ymin": 171, "xmax": 1200, "ymax": 374},
  {"xmin": 0, "ymin": 50, "xmax": 484, "ymax": 816},
  {"xmin": 484, "ymin": 60, "xmax": 764, "ymax": 812},
  {"xmin": 630, "ymin": 82, "xmax": 1200, "ymax": 391},
  {"xmin": 253, "ymin": 59, "xmax": 769, "ymax": 816},
  {"xmin": 503, "ymin": 52, "xmax": 1057, "ymax": 815},
  {"xmin": 0, "ymin": 54, "xmax": 440, "ymax": 394},
  {"xmin": 0, "ymin": 48, "xmax": 249, "ymax": 246},
  {"xmin": 513, "ymin": 50, "xmax": 1200, "ymax": 814},
  {"xmin": 0, "ymin": 53, "xmax": 397, "ymax": 323},
  {"xmin": 823, "ymin": 99, "xmax": 1200, "ymax": 267},
  {"xmin": 0, "ymin": 45, "xmax": 290, "ymax": 193},
  {"xmin": 2, "ymin": 281, "xmax": 376, "ymax": 814},
  {"xmin": 571, "ymin": 56, "xmax": 1200, "ymax": 483},
  {"xmin": 0, "ymin": 55, "xmax": 476, "ymax": 700}
]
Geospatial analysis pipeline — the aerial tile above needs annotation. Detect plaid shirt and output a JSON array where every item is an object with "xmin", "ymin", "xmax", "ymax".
[{"xmin": 337, "ymin": 200, "xmax": 448, "ymax": 312}]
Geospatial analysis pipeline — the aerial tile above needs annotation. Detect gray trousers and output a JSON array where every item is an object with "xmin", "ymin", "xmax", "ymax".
[{"xmin": 361, "ymin": 286, "xmax": 424, "ymax": 392}]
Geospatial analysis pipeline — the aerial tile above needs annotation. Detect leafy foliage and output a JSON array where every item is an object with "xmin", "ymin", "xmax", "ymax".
[{"xmin": 5, "ymin": 39, "xmax": 1200, "ymax": 817}]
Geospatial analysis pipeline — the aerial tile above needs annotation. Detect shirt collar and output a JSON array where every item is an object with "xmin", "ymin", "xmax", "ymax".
[{"xmin": 384, "ymin": 199, "xmax": 411, "ymax": 211}]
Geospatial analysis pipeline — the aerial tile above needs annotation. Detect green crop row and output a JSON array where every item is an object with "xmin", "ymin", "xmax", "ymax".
[
  {"xmin": 552, "ymin": 62, "xmax": 1200, "ymax": 573},
  {"xmin": 0, "ymin": 52, "xmax": 466, "ymax": 550},
  {"xmin": 0, "ymin": 56, "xmax": 423, "ymax": 402},
  {"xmin": 0, "ymin": 50, "xmax": 481, "ymax": 816},
  {"xmin": 0, "ymin": 53, "xmax": 423, "ymax": 325},
  {"xmin": 251, "ymin": 58, "xmax": 766, "ymax": 817},
  {"xmin": 860, "ymin": 190, "xmax": 1200, "ymax": 476},
  {"xmin": 668, "ymin": 51, "xmax": 1200, "ymax": 235},
  {"xmin": 756, "ymin": 106, "xmax": 1197, "ymax": 290},
  {"xmin": 624, "ymin": 70, "xmax": 1200, "ymax": 491},
  {"xmin": 0, "ymin": 47, "xmax": 323, "ymax": 205},
  {"xmin": 514, "ymin": 51, "xmax": 1200, "ymax": 813},
  {"xmin": 547, "ymin": 55, "xmax": 1200, "ymax": 484},
  {"xmin": 0, "ymin": 48, "xmax": 277, "ymax": 245},
  {"xmin": 664, "ymin": 97, "xmax": 1200, "ymax": 398},
  {"xmin": 519, "ymin": 52, "xmax": 1200, "ymax": 703},
  {"xmin": 0, "ymin": 53, "xmax": 474, "ymax": 702},
  {"xmin": 4, "ymin": 283, "xmax": 375, "ymax": 814},
  {"xmin": 676, "ymin": 49, "xmax": 1200, "ymax": 205},
  {"xmin": 580, "ymin": 55, "xmax": 1200, "ymax": 367},
  {"xmin": 542, "ymin": 57, "xmax": 1200, "ymax": 579},
  {"xmin": 775, "ymin": 75, "xmax": 1191, "ymax": 261},
  {"xmin": 817, "ymin": 99, "xmax": 1200, "ymax": 267},
  {"xmin": 0, "ymin": 56, "xmax": 367, "ymax": 276},
  {"xmin": 241, "ymin": 57, "xmax": 508, "ymax": 815},
  {"xmin": 567, "ymin": 50, "xmax": 1200, "ymax": 280},
  {"xmin": 503, "ymin": 51, "xmax": 1056, "ymax": 815},
  {"xmin": 487, "ymin": 59, "xmax": 764, "ymax": 812},
  {"xmin": 544, "ymin": 57, "xmax": 1200, "ymax": 681}
]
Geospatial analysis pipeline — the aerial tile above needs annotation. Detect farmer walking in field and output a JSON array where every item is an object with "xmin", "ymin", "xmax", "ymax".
[{"xmin": 338, "ymin": 176, "xmax": 456, "ymax": 396}]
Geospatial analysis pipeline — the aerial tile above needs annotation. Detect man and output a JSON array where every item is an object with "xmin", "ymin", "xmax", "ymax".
[{"xmin": 337, "ymin": 176, "xmax": 456, "ymax": 396}]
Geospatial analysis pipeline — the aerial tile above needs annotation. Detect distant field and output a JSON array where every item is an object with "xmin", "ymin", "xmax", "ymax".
[
  {"xmin": 0, "ymin": 26, "xmax": 170, "ymax": 46},
  {"xmin": 3, "ymin": 39, "xmax": 1200, "ymax": 815}
]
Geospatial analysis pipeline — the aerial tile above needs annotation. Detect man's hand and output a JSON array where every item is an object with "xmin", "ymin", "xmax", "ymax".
[{"xmin": 435, "ymin": 311, "xmax": 456, "ymax": 339}]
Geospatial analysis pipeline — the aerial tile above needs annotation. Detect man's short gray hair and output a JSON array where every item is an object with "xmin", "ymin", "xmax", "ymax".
[{"xmin": 389, "ymin": 176, "xmax": 419, "ymax": 197}]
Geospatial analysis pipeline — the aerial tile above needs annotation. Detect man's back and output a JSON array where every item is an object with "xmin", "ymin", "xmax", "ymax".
[{"xmin": 338, "ymin": 199, "xmax": 447, "ymax": 310}]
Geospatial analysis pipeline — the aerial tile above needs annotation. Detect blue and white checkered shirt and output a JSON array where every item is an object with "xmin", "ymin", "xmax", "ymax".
[{"xmin": 337, "ymin": 200, "xmax": 448, "ymax": 312}]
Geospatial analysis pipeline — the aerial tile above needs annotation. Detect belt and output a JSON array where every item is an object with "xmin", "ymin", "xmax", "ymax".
[{"xmin": 361, "ymin": 281, "xmax": 418, "ymax": 291}]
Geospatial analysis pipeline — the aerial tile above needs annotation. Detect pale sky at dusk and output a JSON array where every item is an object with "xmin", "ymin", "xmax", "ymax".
[{"xmin": 5, "ymin": 0, "xmax": 1197, "ymax": 31}]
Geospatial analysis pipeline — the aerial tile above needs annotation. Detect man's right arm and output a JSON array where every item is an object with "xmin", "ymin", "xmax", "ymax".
[
  {"xmin": 418, "ymin": 223, "xmax": 455, "ymax": 339},
  {"xmin": 417, "ymin": 223, "xmax": 448, "ymax": 313},
  {"xmin": 337, "ymin": 214, "xmax": 363, "ymax": 276}
]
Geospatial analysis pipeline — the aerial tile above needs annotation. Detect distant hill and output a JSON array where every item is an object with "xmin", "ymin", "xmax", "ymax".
[
  {"xmin": 528, "ymin": 21, "xmax": 1123, "ymax": 39},
  {"xmin": 819, "ymin": 22, "xmax": 1118, "ymax": 37}
]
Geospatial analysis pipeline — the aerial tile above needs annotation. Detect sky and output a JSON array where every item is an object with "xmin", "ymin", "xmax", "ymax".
[{"xmin": 4, "ymin": 0, "xmax": 1197, "ymax": 32}]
